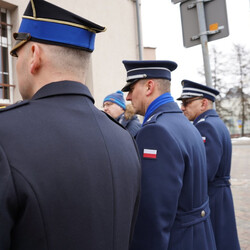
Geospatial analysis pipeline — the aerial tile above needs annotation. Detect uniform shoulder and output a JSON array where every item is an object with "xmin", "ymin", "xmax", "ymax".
[
  {"xmin": 196, "ymin": 109, "xmax": 220, "ymax": 123},
  {"xmin": 196, "ymin": 114, "xmax": 221, "ymax": 128},
  {"xmin": 138, "ymin": 120, "xmax": 170, "ymax": 139},
  {"xmin": 195, "ymin": 117, "xmax": 215, "ymax": 129},
  {"xmin": 102, "ymin": 111, "xmax": 127, "ymax": 131},
  {"xmin": 0, "ymin": 100, "xmax": 29, "ymax": 113}
]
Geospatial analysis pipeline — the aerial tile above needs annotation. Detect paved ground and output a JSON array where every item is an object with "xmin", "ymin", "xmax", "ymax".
[{"xmin": 231, "ymin": 138, "xmax": 250, "ymax": 250}]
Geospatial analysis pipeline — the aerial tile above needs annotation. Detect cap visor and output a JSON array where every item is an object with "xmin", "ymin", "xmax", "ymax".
[
  {"xmin": 10, "ymin": 40, "xmax": 29, "ymax": 57},
  {"xmin": 121, "ymin": 79, "xmax": 140, "ymax": 92},
  {"xmin": 177, "ymin": 94, "xmax": 200, "ymax": 100}
]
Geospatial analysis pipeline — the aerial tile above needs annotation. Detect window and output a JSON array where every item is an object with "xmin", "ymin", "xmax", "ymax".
[{"xmin": 0, "ymin": 7, "xmax": 14, "ymax": 105}]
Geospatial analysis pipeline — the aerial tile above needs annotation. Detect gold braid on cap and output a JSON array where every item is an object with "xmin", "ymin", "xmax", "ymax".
[{"xmin": 31, "ymin": 0, "xmax": 36, "ymax": 18}]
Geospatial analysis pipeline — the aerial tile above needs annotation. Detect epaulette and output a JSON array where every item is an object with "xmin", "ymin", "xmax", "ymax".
[{"xmin": 0, "ymin": 100, "xmax": 29, "ymax": 113}]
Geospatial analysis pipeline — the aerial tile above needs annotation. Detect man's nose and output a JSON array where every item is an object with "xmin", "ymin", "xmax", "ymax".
[{"xmin": 126, "ymin": 93, "xmax": 131, "ymax": 101}]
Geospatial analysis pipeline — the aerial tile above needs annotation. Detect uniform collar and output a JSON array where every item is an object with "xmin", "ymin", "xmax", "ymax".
[
  {"xmin": 32, "ymin": 81, "xmax": 94, "ymax": 103},
  {"xmin": 193, "ymin": 109, "xmax": 218, "ymax": 125},
  {"xmin": 151, "ymin": 102, "xmax": 182, "ymax": 114},
  {"xmin": 143, "ymin": 93, "xmax": 174, "ymax": 125},
  {"xmin": 143, "ymin": 102, "xmax": 182, "ymax": 126}
]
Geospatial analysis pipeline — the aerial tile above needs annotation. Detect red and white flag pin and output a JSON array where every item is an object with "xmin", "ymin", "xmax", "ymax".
[
  {"xmin": 143, "ymin": 149, "xmax": 157, "ymax": 159},
  {"xmin": 202, "ymin": 137, "xmax": 206, "ymax": 143}
]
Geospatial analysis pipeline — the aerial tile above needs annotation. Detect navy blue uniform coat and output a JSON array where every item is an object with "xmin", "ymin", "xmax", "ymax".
[
  {"xmin": 194, "ymin": 109, "xmax": 240, "ymax": 250},
  {"xmin": 130, "ymin": 102, "xmax": 216, "ymax": 250},
  {"xmin": 0, "ymin": 81, "xmax": 141, "ymax": 250}
]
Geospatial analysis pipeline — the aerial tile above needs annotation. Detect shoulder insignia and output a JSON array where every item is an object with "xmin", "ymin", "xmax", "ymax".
[{"xmin": 0, "ymin": 100, "xmax": 29, "ymax": 112}]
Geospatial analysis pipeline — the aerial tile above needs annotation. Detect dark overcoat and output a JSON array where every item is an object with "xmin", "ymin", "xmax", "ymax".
[
  {"xmin": 194, "ymin": 109, "xmax": 240, "ymax": 250},
  {"xmin": 0, "ymin": 81, "xmax": 141, "ymax": 250},
  {"xmin": 130, "ymin": 102, "xmax": 216, "ymax": 250}
]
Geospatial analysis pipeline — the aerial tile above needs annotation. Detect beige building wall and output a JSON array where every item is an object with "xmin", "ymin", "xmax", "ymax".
[
  {"xmin": 144, "ymin": 47, "xmax": 156, "ymax": 60},
  {"xmin": 2, "ymin": 0, "xmax": 140, "ymax": 108}
]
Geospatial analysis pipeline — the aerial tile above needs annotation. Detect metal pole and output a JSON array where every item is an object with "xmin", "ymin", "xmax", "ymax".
[
  {"xmin": 135, "ymin": 0, "xmax": 143, "ymax": 60},
  {"xmin": 196, "ymin": 1, "xmax": 212, "ymax": 87}
]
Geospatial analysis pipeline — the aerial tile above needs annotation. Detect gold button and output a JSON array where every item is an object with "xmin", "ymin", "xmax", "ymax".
[{"xmin": 201, "ymin": 210, "xmax": 206, "ymax": 217}]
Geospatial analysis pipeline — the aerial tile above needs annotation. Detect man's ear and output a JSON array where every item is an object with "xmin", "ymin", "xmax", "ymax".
[
  {"xmin": 201, "ymin": 98, "xmax": 209, "ymax": 111},
  {"xmin": 30, "ymin": 44, "xmax": 41, "ymax": 74},
  {"xmin": 145, "ymin": 79, "xmax": 155, "ymax": 96}
]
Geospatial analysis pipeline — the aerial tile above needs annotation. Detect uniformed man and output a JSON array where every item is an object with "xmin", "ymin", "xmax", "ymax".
[
  {"xmin": 103, "ymin": 90, "xmax": 141, "ymax": 137},
  {"xmin": 122, "ymin": 60, "xmax": 216, "ymax": 250},
  {"xmin": 177, "ymin": 79, "xmax": 240, "ymax": 250},
  {"xmin": 0, "ymin": 1, "xmax": 141, "ymax": 249}
]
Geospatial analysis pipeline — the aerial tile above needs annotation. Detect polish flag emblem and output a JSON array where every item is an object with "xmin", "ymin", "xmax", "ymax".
[
  {"xmin": 202, "ymin": 137, "xmax": 206, "ymax": 143},
  {"xmin": 143, "ymin": 149, "xmax": 157, "ymax": 159}
]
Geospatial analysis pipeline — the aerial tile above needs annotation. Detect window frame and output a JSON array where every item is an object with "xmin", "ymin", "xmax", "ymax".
[{"xmin": 0, "ymin": 7, "xmax": 14, "ymax": 105}]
